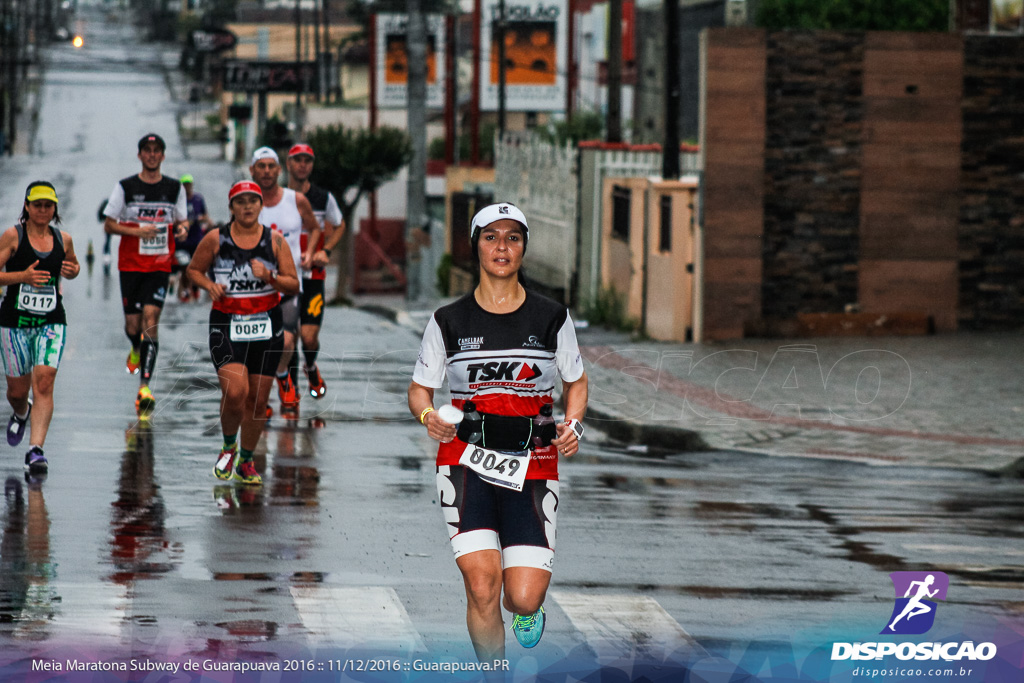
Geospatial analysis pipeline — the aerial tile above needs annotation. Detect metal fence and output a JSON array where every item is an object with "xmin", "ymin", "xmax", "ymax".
[{"xmin": 495, "ymin": 132, "xmax": 702, "ymax": 306}]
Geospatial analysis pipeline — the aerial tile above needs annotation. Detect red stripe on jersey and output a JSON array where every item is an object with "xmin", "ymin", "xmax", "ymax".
[
  {"xmin": 117, "ymin": 224, "xmax": 175, "ymax": 273},
  {"xmin": 212, "ymin": 292, "xmax": 280, "ymax": 315}
]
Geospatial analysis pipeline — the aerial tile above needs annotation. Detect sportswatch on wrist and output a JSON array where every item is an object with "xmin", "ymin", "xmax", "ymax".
[{"xmin": 566, "ymin": 419, "xmax": 584, "ymax": 440}]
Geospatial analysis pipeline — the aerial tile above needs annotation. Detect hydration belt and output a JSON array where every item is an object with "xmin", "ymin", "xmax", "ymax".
[{"xmin": 455, "ymin": 411, "xmax": 558, "ymax": 451}]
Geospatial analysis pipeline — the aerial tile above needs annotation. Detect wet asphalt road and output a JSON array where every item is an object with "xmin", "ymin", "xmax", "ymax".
[{"xmin": 0, "ymin": 10, "xmax": 1021, "ymax": 679}]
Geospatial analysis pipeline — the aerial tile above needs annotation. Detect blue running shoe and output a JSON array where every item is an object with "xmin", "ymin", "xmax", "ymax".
[
  {"xmin": 7, "ymin": 403, "xmax": 31, "ymax": 446},
  {"xmin": 511, "ymin": 606, "xmax": 545, "ymax": 648},
  {"xmin": 24, "ymin": 446, "xmax": 47, "ymax": 474}
]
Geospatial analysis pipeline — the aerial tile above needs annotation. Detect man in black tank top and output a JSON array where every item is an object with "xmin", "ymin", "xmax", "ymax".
[
  {"xmin": 0, "ymin": 181, "xmax": 81, "ymax": 477},
  {"xmin": 286, "ymin": 143, "xmax": 346, "ymax": 402}
]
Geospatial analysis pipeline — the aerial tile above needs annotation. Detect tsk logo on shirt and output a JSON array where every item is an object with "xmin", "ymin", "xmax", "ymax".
[
  {"xmin": 467, "ymin": 361, "xmax": 541, "ymax": 388},
  {"xmin": 882, "ymin": 571, "xmax": 949, "ymax": 635},
  {"xmin": 459, "ymin": 336, "xmax": 484, "ymax": 350},
  {"xmin": 137, "ymin": 207, "xmax": 169, "ymax": 221}
]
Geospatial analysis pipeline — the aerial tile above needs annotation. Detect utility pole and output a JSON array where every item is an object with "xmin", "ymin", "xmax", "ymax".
[
  {"xmin": 323, "ymin": 0, "xmax": 333, "ymax": 102},
  {"xmin": 406, "ymin": 0, "xmax": 428, "ymax": 300},
  {"xmin": 497, "ymin": 0, "xmax": 507, "ymax": 139},
  {"xmin": 313, "ymin": 0, "xmax": 322, "ymax": 101},
  {"xmin": 607, "ymin": 0, "xmax": 622, "ymax": 142},
  {"xmin": 295, "ymin": 0, "xmax": 303, "ymax": 132},
  {"xmin": 662, "ymin": 0, "xmax": 680, "ymax": 179}
]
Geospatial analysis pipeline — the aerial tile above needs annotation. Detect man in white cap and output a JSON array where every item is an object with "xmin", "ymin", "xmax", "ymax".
[{"xmin": 249, "ymin": 146, "xmax": 320, "ymax": 418}]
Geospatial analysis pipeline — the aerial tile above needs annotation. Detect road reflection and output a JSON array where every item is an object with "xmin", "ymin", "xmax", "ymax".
[
  {"xmin": 0, "ymin": 475, "xmax": 56, "ymax": 638},
  {"xmin": 108, "ymin": 424, "xmax": 174, "ymax": 583}
]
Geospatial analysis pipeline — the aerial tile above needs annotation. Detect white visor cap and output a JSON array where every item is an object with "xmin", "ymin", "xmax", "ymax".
[
  {"xmin": 251, "ymin": 146, "xmax": 280, "ymax": 165},
  {"xmin": 470, "ymin": 203, "xmax": 529, "ymax": 245}
]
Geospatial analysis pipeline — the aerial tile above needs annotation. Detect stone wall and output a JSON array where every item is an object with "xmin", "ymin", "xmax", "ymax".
[
  {"xmin": 762, "ymin": 31, "xmax": 863, "ymax": 320},
  {"xmin": 960, "ymin": 35, "xmax": 1024, "ymax": 330},
  {"xmin": 703, "ymin": 28, "xmax": 1020, "ymax": 340}
]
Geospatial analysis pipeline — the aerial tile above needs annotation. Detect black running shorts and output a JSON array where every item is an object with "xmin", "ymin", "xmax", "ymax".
[
  {"xmin": 209, "ymin": 307, "xmax": 284, "ymax": 377},
  {"xmin": 119, "ymin": 271, "xmax": 169, "ymax": 314},
  {"xmin": 300, "ymin": 279, "xmax": 326, "ymax": 327},
  {"xmin": 435, "ymin": 465, "xmax": 558, "ymax": 572}
]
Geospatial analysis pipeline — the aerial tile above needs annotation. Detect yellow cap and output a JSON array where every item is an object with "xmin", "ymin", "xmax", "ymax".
[{"xmin": 25, "ymin": 184, "xmax": 58, "ymax": 204}]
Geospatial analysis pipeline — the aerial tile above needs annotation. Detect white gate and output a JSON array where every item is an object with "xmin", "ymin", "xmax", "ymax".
[
  {"xmin": 494, "ymin": 133, "xmax": 702, "ymax": 306},
  {"xmin": 494, "ymin": 133, "xmax": 578, "ymax": 302}
]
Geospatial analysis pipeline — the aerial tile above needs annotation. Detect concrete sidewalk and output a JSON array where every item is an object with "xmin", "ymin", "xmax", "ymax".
[{"xmin": 357, "ymin": 293, "xmax": 1024, "ymax": 476}]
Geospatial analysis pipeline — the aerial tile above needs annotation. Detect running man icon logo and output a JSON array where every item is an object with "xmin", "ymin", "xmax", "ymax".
[{"xmin": 881, "ymin": 571, "xmax": 949, "ymax": 635}]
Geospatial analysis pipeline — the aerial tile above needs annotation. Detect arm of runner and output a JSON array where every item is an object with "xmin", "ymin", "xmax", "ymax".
[
  {"xmin": 313, "ymin": 194, "xmax": 346, "ymax": 267},
  {"xmin": 174, "ymin": 182, "xmax": 190, "ymax": 240},
  {"xmin": 295, "ymin": 193, "xmax": 321, "ymax": 270},
  {"xmin": 551, "ymin": 372, "xmax": 588, "ymax": 457},
  {"xmin": 60, "ymin": 232, "xmax": 81, "ymax": 279},
  {"xmin": 268, "ymin": 231, "xmax": 300, "ymax": 295},
  {"xmin": 187, "ymin": 230, "xmax": 225, "ymax": 301},
  {"xmin": 311, "ymin": 219, "xmax": 342, "ymax": 268},
  {"xmin": 104, "ymin": 216, "xmax": 162, "ymax": 239},
  {"xmin": 0, "ymin": 227, "xmax": 28, "ymax": 286},
  {"xmin": 173, "ymin": 221, "xmax": 189, "ymax": 241},
  {"xmin": 408, "ymin": 382, "xmax": 457, "ymax": 443}
]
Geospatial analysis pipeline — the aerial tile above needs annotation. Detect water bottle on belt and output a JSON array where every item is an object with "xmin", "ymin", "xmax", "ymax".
[
  {"xmin": 461, "ymin": 401, "xmax": 483, "ymax": 444},
  {"xmin": 532, "ymin": 402, "xmax": 555, "ymax": 449}
]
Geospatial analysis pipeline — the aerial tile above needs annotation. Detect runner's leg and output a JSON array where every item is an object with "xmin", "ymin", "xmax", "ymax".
[
  {"xmin": 242, "ymin": 373, "xmax": 275, "ymax": 449},
  {"xmin": 456, "ymin": 550, "xmax": 506, "ymax": 661},
  {"xmin": 27, "ymin": 366, "xmax": 57, "ymax": 447},
  {"xmin": 6, "ymin": 374, "xmax": 31, "ymax": 418},
  {"xmin": 502, "ymin": 567, "xmax": 551, "ymax": 616},
  {"xmin": 139, "ymin": 304, "xmax": 162, "ymax": 386},
  {"xmin": 216, "ymin": 363, "xmax": 249, "ymax": 437}
]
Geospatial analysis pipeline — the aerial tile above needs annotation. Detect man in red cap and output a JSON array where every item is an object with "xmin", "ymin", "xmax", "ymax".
[
  {"xmin": 103, "ymin": 133, "xmax": 189, "ymax": 419},
  {"xmin": 285, "ymin": 143, "xmax": 346, "ymax": 400}
]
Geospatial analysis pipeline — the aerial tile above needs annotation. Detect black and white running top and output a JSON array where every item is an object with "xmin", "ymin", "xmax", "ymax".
[
  {"xmin": 0, "ymin": 224, "xmax": 66, "ymax": 328},
  {"xmin": 412, "ymin": 289, "xmax": 584, "ymax": 480},
  {"xmin": 209, "ymin": 225, "xmax": 280, "ymax": 315},
  {"xmin": 103, "ymin": 174, "xmax": 187, "ymax": 273}
]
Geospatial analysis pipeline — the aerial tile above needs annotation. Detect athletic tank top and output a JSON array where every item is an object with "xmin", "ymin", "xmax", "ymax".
[
  {"xmin": 210, "ymin": 225, "xmax": 281, "ymax": 315},
  {"xmin": 0, "ymin": 224, "xmax": 67, "ymax": 328},
  {"xmin": 258, "ymin": 189, "xmax": 302, "ymax": 290}
]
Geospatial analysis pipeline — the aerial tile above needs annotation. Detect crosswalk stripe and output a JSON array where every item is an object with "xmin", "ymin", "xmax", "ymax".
[
  {"xmin": 290, "ymin": 586, "xmax": 426, "ymax": 652},
  {"xmin": 551, "ymin": 591, "xmax": 705, "ymax": 662},
  {"xmin": 47, "ymin": 581, "xmax": 129, "ymax": 642}
]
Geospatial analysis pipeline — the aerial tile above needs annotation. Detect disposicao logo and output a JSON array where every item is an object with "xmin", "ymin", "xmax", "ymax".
[
  {"xmin": 882, "ymin": 571, "xmax": 948, "ymax": 635},
  {"xmin": 831, "ymin": 570, "xmax": 997, "ymax": 663}
]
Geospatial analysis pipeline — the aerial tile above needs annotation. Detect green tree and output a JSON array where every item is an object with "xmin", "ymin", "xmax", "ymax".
[
  {"xmin": 756, "ymin": 0, "xmax": 949, "ymax": 31},
  {"xmin": 537, "ymin": 110, "xmax": 605, "ymax": 146},
  {"xmin": 306, "ymin": 124, "xmax": 414, "ymax": 302}
]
